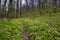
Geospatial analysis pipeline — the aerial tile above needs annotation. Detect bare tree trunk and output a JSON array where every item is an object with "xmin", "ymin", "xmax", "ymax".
[
  {"xmin": 0, "ymin": 0, "xmax": 1, "ymax": 18},
  {"xmin": 52, "ymin": 0, "xmax": 57, "ymax": 13},
  {"xmin": 30, "ymin": 0, "xmax": 34, "ymax": 13},
  {"xmin": 38, "ymin": 0, "xmax": 41, "ymax": 15},
  {"xmin": 16, "ymin": 0, "xmax": 19, "ymax": 18},
  {"xmin": 20, "ymin": 0, "xmax": 22, "ymax": 17},
  {"xmin": 4, "ymin": 0, "xmax": 7, "ymax": 18},
  {"xmin": 44, "ymin": 0, "xmax": 47, "ymax": 8},
  {"xmin": 25, "ymin": 0, "xmax": 29, "ymax": 12},
  {"xmin": 38, "ymin": 0, "xmax": 41, "ymax": 8},
  {"xmin": 16, "ymin": 0, "xmax": 19, "ymax": 12},
  {"xmin": 5, "ymin": 0, "xmax": 10, "ymax": 18},
  {"xmin": 39, "ymin": 0, "xmax": 44, "ymax": 16}
]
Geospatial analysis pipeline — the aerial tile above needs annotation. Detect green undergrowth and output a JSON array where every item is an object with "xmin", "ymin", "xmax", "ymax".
[{"xmin": 0, "ymin": 12, "xmax": 60, "ymax": 40}]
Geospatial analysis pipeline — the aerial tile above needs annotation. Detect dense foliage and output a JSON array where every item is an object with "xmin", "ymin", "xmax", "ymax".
[{"xmin": 0, "ymin": 12, "xmax": 60, "ymax": 40}]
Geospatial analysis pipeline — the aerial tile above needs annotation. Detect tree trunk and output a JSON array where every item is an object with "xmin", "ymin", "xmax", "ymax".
[
  {"xmin": 20, "ymin": 0, "xmax": 22, "ymax": 17},
  {"xmin": 52, "ymin": 0, "xmax": 57, "ymax": 13},
  {"xmin": 38, "ymin": 0, "xmax": 41, "ymax": 8},
  {"xmin": 59, "ymin": 0, "xmax": 60, "ymax": 6},
  {"xmin": 30, "ymin": 0, "xmax": 34, "ymax": 13},
  {"xmin": 0, "ymin": 0, "xmax": 1, "ymax": 17},
  {"xmin": 25, "ymin": 0, "xmax": 29, "ymax": 12},
  {"xmin": 44, "ymin": 0, "xmax": 47, "ymax": 8}
]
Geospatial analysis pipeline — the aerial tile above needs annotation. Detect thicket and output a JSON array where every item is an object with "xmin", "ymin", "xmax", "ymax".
[{"xmin": 0, "ymin": 12, "xmax": 60, "ymax": 40}]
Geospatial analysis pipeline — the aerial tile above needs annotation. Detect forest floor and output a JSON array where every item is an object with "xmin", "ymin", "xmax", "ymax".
[{"xmin": 0, "ymin": 12, "xmax": 60, "ymax": 40}]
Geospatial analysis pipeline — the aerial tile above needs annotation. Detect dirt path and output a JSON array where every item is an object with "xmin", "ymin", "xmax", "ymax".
[{"xmin": 22, "ymin": 23, "xmax": 30, "ymax": 40}]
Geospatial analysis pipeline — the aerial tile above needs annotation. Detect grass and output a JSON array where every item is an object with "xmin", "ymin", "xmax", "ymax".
[{"xmin": 0, "ymin": 12, "xmax": 60, "ymax": 40}]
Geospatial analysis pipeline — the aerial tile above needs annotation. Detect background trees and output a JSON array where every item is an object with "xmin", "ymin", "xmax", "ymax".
[{"xmin": 0, "ymin": 0, "xmax": 59, "ymax": 18}]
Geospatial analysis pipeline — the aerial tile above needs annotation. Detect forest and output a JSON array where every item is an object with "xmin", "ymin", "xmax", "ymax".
[
  {"xmin": 0, "ymin": 0, "xmax": 60, "ymax": 18},
  {"xmin": 0, "ymin": 0, "xmax": 60, "ymax": 40}
]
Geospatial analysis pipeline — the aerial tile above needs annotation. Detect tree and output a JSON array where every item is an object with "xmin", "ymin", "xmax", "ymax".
[
  {"xmin": 53, "ymin": 0, "xmax": 57, "ymax": 6},
  {"xmin": 44, "ymin": 0, "xmax": 47, "ymax": 8},
  {"xmin": 0, "ymin": 0, "xmax": 1, "ymax": 17},
  {"xmin": 9, "ymin": 0, "xmax": 13, "ymax": 12},
  {"xmin": 59, "ymin": 0, "xmax": 60, "ymax": 6},
  {"xmin": 16, "ymin": 0, "xmax": 19, "ymax": 12},
  {"xmin": 20, "ymin": 0, "xmax": 22, "ymax": 17},
  {"xmin": 7, "ymin": 0, "xmax": 14, "ymax": 18},
  {"xmin": 4, "ymin": 0, "xmax": 7, "ymax": 17},
  {"xmin": 52, "ymin": 0, "xmax": 57, "ymax": 13},
  {"xmin": 25, "ymin": 0, "xmax": 29, "ymax": 12},
  {"xmin": 38, "ymin": 0, "xmax": 41, "ymax": 8},
  {"xmin": 30, "ymin": 0, "xmax": 34, "ymax": 8},
  {"xmin": 0, "ymin": 0, "xmax": 6, "ymax": 18},
  {"xmin": 38, "ymin": 0, "xmax": 41, "ymax": 15},
  {"xmin": 15, "ymin": 0, "xmax": 19, "ymax": 18},
  {"xmin": 0, "ymin": 0, "xmax": 1, "ymax": 8},
  {"xmin": 30, "ymin": 0, "xmax": 34, "ymax": 13}
]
